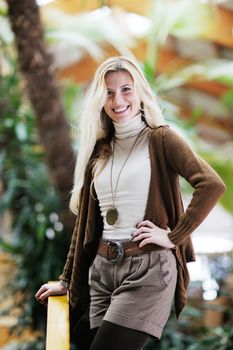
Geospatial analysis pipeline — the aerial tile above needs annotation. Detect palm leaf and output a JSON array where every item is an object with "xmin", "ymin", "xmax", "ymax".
[
  {"xmin": 42, "ymin": 7, "xmax": 135, "ymax": 61},
  {"xmin": 155, "ymin": 59, "xmax": 233, "ymax": 92},
  {"xmin": 145, "ymin": 0, "xmax": 214, "ymax": 72}
]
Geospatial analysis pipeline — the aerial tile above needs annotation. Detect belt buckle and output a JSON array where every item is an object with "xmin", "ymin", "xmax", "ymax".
[{"xmin": 108, "ymin": 241, "xmax": 124, "ymax": 264}]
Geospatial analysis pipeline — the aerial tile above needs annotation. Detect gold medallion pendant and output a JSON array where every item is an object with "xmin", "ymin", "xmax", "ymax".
[
  {"xmin": 106, "ymin": 207, "xmax": 118, "ymax": 225},
  {"xmin": 107, "ymin": 128, "xmax": 145, "ymax": 227}
]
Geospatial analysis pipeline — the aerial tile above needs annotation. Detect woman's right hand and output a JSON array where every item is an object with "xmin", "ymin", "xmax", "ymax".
[{"xmin": 35, "ymin": 282, "xmax": 67, "ymax": 306}]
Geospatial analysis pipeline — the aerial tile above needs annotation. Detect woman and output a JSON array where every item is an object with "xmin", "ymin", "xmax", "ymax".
[{"xmin": 36, "ymin": 56, "xmax": 226, "ymax": 349}]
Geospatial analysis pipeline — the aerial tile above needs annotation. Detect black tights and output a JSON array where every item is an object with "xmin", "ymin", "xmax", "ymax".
[{"xmin": 89, "ymin": 321, "xmax": 150, "ymax": 350}]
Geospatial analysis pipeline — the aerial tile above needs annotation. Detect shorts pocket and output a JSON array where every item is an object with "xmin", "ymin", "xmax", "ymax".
[
  {"xmin": 88, "ymin": 255, "xmax": 102, "ymax": 285},
  {"xmin": 159, "ymin": 250, "xmax": 172, "ymax": 287},
  {"xmin": 122, "ymin": 255, "xmax": 144, "ymax": 284}
]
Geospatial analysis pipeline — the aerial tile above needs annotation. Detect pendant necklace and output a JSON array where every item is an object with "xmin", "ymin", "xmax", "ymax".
[{"xmin": 106, "ymin": 127, "xmax": 146, "ymax": 226}]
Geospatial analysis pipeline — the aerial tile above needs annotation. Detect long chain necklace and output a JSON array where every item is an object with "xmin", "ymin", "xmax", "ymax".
[{"xmin": 106, "ymin": 127, "xmax": 146, "ymax": 225}]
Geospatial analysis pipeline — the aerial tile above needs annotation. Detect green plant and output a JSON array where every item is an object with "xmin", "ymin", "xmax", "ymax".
[
  {"xmin": 43, "ymin": 5, "xmax": 135, "ymax": 60},
  {"xmin": 0, "ymin": 50, "xmax": 81, "ymax": 350},
  {"xmin": 0, "ymin": 60, "xmax": 67, "ymax": 323},
  {"xmin": 145, "ymin": 306, "xmax": 233, "ymax": 350},
  {"xmin": 141, "ymin": 0, "xmax": 233, "ymax": 216}
]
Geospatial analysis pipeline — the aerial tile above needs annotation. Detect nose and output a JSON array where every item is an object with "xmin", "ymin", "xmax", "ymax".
[{"xmin": 112, "ymin": 91, "xmax": 123, "ymax": 105}]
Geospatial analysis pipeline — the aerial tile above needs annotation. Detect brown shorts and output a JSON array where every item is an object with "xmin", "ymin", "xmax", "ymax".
[{"xmin": 88, "ymin": 248, "xmax": 177, "ymax": 339}]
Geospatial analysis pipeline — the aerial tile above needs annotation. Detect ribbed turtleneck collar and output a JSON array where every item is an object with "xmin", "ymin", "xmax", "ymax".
[{"xmin": 113, "ymin": 115, "xmax": 146, "ymax": 140}]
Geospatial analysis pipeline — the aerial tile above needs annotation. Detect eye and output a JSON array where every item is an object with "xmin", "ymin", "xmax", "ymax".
[
  {"xmin": 122, "ymin": 86, "xmax": 131, "ymax": 93},
  {"xmin": 107, "ymin": 90, "xmax": 113, "ymax": 96}
]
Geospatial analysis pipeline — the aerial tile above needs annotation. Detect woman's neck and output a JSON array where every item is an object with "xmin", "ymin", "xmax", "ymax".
[{"xmin": 113, "ymin": 114, "xmax": 146, "ymax": 140}]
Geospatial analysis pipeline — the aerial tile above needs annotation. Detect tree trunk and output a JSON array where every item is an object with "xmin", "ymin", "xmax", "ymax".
[{"xmin": 7, "ymin": 0, "xmax": 76, "ymax": 233}]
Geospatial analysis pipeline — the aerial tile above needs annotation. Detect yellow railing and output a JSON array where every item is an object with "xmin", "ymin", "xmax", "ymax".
[{"xmin": 46, "ymin": 282, "xmax": 70, "ymax": 350}]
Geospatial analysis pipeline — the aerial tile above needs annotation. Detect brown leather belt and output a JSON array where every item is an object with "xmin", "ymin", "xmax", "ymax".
[{"xmin": 97, "ymin": 239, "xmax": 165, "ymax": 264}]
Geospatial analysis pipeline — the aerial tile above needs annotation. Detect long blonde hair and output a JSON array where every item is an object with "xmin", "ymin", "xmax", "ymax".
[{"xmin": 70, "ymin": 56, "xmax": 165, "ymax": 214}]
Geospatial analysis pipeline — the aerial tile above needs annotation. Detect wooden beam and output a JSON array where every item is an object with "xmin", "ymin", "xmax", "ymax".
[
  {"xmin": 46, "ymin": 0, "xmax": 101, "ymax": 13},
  {"xmin": 157, "ymin": 47, "xmax": 190, "ymax": 73},
  {"xmin": 205, "ymin": 6, "xmax": 233, "ymax": 49},
  {"xmin": 186, "ymin": 80, "xmax": 229, "ymax": 97},
  {"xmin": 46, "ymin": 282, "xmax": 70, "ymax": 350},
  {"xmin": 179, "ymin": 105, "xmax": 233, "ymax": 141},
  {"xmin": 46, "ymin": 1, "xmax": 233, "ymax": 49},
  {"xmin": 107, "ymin": 0, "xmax": 149, "ymax": 16},
  {"xmin": 58, "ymin": 48, "xmax": 117, "ymax": 84},
  {"xmin": 58, "ymin": 41, "xmax": 147, "ymax": 83},
  {"xmin": 46, "ymin": 0, "xmax": 150, "ymax": 16},
  {"xmin": 157, "ymin": 48, "xmax": 230, "ymax": 97},
  {"xmin": 58, "ymin": 44, "xmax": 230, "ymax": 98}
]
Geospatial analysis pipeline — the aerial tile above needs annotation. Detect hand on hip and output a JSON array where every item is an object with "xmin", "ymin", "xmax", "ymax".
[{"xmin": 131, "ymin": 220, "xmax": 175, "ymax": 249}]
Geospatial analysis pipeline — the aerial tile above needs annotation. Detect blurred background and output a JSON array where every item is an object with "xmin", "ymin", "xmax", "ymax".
[{"xmin": 0, "ymin": 0, "xmax": 233, "ymax": 349}]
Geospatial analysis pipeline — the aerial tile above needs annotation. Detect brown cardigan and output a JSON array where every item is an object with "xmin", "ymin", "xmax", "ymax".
[{"xmin": 60, "ymin": 125, "xmax": 226, "ymax": 322}]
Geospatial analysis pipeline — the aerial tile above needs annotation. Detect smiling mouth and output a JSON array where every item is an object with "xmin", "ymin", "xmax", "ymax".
[{"xmin": 112, "ymin": 106, "xmax": 129, "ymax": 113}]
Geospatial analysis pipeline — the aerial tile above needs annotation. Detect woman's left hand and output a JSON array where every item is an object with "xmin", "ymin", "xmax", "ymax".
[{"xmin": 132, "ymin": 220, "xmax": 175, "ymax": 249}]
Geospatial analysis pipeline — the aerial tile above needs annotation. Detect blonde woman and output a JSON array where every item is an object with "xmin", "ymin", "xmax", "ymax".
[{"xmin": 36, "ymin": 56, "xmax": 226, "ymax": 349}]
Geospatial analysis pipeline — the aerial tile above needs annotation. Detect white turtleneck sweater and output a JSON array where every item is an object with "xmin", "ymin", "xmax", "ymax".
[{"xmin": 94, "ymin": 115, "xmax": 151, "ymax": 241}]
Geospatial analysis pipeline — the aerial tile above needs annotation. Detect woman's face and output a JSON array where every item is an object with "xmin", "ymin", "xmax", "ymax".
[{"xmin": 103, "ymin": 70, "xmax": 140, "ymax": 124}]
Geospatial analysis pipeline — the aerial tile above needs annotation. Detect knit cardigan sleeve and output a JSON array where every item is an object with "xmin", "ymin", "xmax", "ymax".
[
  {"xmin": 165, "ymin": 126, "xmax": 226, "ymax": 246},
  {"xmin": 59, "ymin": 214, "xmax": 80, "ymax": 285}
]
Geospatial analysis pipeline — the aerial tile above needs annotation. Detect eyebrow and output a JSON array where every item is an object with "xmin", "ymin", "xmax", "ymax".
[{"xmin": 107, "ymin": 84, "xmax": 133, "ymax": 90}]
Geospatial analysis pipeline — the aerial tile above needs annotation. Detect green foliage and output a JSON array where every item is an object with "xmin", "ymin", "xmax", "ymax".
[
  {"xmin": 44, "ymin": 6, "xmax": 134, "ymax": 60},
  {"xmin": 145, "ymin": 307, "xmax": 233, "ymax": 350},
  {"xmin": 0, "ymin": 60, "xmax": 71, "ymax": 340},
  {"xmin": 147, "ymin": 60, "xmax": 233, "ymax": 216},
  {"xmin": 222, "ymin": 89, "xmax": 233, "ymax": 110},
  {"xmin": 195, "ymin": 142, "xmax": 233, "ymax": 215},
  {"xmin": 145, "ymin": 0, "xmax": 214, "ymax": 73},
  {"xmin": 143, "ymin": 0, "xmax": 233, "ymax": 214},
  {"xmin": 1, "ymin": 340, "xmax": 45, "ymax": 350}
]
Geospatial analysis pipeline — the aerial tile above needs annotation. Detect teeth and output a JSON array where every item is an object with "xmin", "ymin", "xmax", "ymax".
[{"xmin": 113, "ymin": 106, "xmax": 128, "ymax": 113}]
